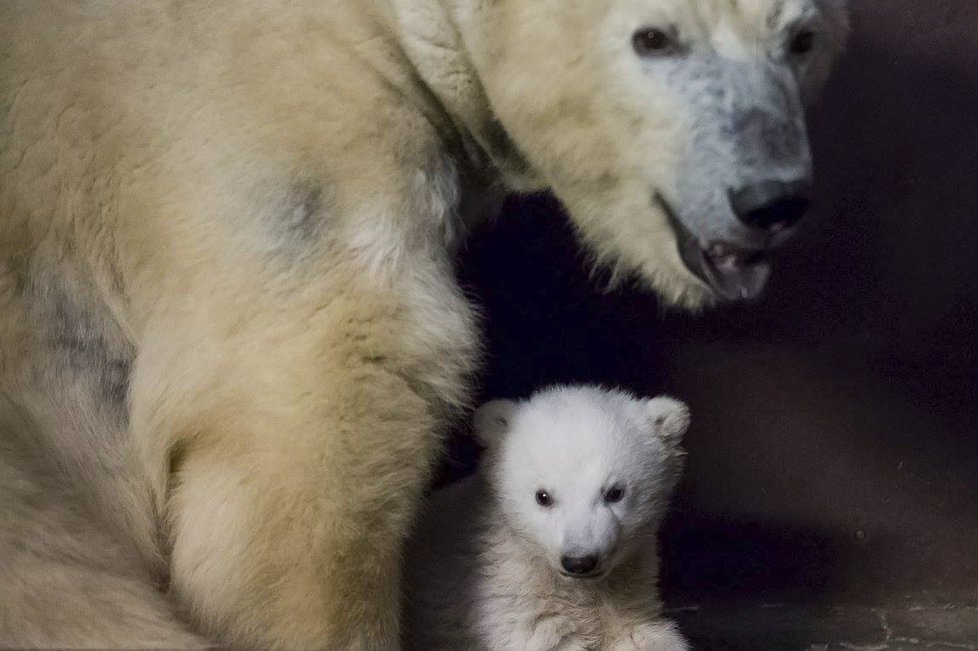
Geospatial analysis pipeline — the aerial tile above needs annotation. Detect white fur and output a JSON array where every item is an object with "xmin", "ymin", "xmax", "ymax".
[
  {"xmin": 0, "ymin": 405, "xmax": 209, "ymax": 649},
  {"xmin": 405, "ymin": 387, "xmax": 691, "ymax": 650},
  {"xmin": 0, "ymin": 0, "xmax": 844, "ymax": 646}
]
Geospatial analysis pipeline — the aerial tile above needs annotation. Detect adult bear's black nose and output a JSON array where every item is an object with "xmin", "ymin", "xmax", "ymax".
[
  {"xmin": 729, "ymin": 178, "xmax": 812, "ymax": 233},
  {"xmin": 560, "ymin": 554, "xmax": 599, "ymax": 576}
]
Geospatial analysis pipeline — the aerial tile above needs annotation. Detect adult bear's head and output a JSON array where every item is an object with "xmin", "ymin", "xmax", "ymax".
[{"xmin": 406, "ymin": 0, "xmax": 849, "ymax": 308}]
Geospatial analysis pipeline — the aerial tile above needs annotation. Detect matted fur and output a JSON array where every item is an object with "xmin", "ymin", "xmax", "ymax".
[{"xmin": 0, "ymin": 0, "xmax": 846, "ymax": 647}]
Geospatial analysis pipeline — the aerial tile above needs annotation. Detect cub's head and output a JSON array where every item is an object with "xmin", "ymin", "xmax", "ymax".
[
  {"xmin": 461, "ymin": 0, "xmax": 849, "ymax": 308},
  {"xmin": 475, "ymin": 387, "xmax": 689, "ymax": 580}
]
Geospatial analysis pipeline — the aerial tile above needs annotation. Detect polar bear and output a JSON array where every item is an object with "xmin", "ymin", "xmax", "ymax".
[
  {"xmin": 405, "ymin": 387, "xmax": 691, "ymax": 650},
  {"xmin": 0, "ymin": 0, "xmax": 847, "ymax": 647}
]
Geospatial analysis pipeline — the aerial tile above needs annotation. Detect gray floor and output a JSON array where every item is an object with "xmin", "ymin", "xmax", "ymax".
[{"xmin": 673, "ymin": 603, "xmax": 978, "ymax": 650}]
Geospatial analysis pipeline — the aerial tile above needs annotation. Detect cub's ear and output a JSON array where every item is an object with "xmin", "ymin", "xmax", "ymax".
[
  {"xmin": 473, "ymin": 399, "xmax": 517, "ymax": 448},
  {"xmin": 646, "ymin": 396, "xmax": 691, "ymax": 446}
]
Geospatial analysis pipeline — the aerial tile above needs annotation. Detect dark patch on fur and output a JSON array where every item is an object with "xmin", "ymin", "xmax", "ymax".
[
  {"xmin": 484, "ymin": 117, "xmax": 535, "ymax": 181},
  {"xmin": 273, "ymin": 183, "xmax": 327, "ymax": 250},
  {"xmin": 30, "ymin": 270, "xmax": 134, "ymax": 423}
]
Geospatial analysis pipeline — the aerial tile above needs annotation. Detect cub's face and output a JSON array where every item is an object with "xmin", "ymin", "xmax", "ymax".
[
  {"xmin": 466, "ymin": 0, "xmax": 849, "ymax": 308},
  {"xmin": 476, "ymin": 391, "xmax": 689, "ymax": 579}
]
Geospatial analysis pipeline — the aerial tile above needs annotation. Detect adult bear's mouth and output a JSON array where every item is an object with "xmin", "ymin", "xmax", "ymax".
[
  {"xmin": 693, "ymin": 242, "xmax": 772, "ymax": 303},
  {"xmin": 655, "ymin": 192, "xmax": 773, "ymax": 303}
]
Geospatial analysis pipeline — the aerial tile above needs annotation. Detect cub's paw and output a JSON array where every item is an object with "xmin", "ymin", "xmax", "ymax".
[
  {"xmin": 609, "ymin": 621, "xmax": 688, "ymax": 651},
  {"xmin": 520, "ymin": 614, "xmax": 588, "ymax": 651}
]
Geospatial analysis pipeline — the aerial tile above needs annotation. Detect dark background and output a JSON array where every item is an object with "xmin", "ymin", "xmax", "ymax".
[{"xmin": 453, "ymin": 1, "xmax": 978, "ymax": 639}]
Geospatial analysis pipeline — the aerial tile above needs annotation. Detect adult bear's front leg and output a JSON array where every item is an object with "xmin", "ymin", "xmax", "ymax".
[{"xmin": 131, "ymin": 260, "xmax": 478, "ymax": 648}]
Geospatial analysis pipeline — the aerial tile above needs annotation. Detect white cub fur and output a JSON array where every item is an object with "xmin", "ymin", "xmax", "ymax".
[{"xmin": 406, "ymin": 386, "xmax": 691, "ymax": 650}]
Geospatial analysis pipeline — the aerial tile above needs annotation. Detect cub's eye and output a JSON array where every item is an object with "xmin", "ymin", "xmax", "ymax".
[
  {"xmin": 604, "ymin": 486, "xmax": 625, "ymax": 504},
  {"xmin": 535, "ymin": 490, "xmax": 554, "ymax": 508},
  {"xmin": 632, "ymin": 27, "xmax": 675, "ymax": 58},
  {"xmin": 789, "ymin": 29, "xmax": 816, "ymax": 56}
]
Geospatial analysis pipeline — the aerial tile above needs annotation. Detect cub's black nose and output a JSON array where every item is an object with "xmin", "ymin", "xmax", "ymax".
[
  {"xmin": 560, "ymin": 555, "xmax": 599, "ymax": 576},
  {"xmin": 730, "ymin": 179, "xmax": 812, "ymax": 233}
]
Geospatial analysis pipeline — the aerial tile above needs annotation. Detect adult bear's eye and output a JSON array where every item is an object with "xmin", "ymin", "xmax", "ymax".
[
  {"xmin": 535, "ymin": 490, "xmax": 554, "ymax": 508},
  {"xmin": 604, "ymin": 486, "xmax": 625, "ymax": 504},
  {"xmin": 789, "ymin": 29, "xmax": 816, "ymax": 56},
  {"xmin": 632, "ymin": 27, "xmax": 676, "ymax": 58}
]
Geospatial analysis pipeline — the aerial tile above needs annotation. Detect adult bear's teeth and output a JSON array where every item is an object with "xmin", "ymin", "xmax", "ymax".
[
  {"xmin": 706, "ymin": 248, "xmax": 742, "ymax": 270},
  {"xmin": 716, "ymin": 255, "xmax": 741, "ymax": 270},
  {"xmin": 706, "ymin": 243, "xmax": 730, "ymax": 258},
  {"xmin": 706, "ymin": 243, "xmax": 745, "ymax": 265},
  {"xmin": 705, "ymin": 243, "xmax": 764, "ymax": 268}
]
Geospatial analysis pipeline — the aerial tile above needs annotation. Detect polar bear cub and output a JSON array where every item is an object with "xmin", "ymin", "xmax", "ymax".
[{"xmin": 405, "ymin": 386, "xmax": 690, "ymax": 650}]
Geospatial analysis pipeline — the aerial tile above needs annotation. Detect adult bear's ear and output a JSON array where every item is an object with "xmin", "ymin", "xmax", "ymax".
[
  {"xmin": 473, "ymin": 400, "xmax": 517, "ymax": 448},
  {"xmin": 646, "ymin": 396, "xmax": 691, "ymax": 447}
]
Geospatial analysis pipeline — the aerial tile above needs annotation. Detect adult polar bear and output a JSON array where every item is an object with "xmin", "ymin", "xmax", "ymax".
[{"xmin": 0, "ymin": 0, "xmax": 847, "ymax": 647}]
